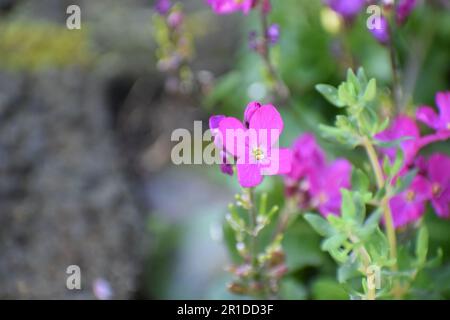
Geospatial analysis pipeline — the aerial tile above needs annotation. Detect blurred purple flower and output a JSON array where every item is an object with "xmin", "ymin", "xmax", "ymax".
[
  {"xmin": 325, "ymin": 0, "xmax": 365, "ymax": 19},
  {"xmin": 93, "ymin": 278, "xmax": 113, "ymax": 300},
  {"xmin": 389, "ymin": 175, "xmax": 431, "ymax": 229},
  {"xmin": 207, "ymin": 0, "xmax": 255, "ymax": 15},
  {"xmin": 396, "ymin": 0, "xmax": 417, "ymax": 25},
  {"xmin": 154, "ymin": 0, "xmax": 171, "ymax": 15},
  {"xmin": 376, "ymin": 115, "xmax": 421, "ymax": 167},
  {"xmin": 416, "ymin": 91, "xmax": 450, "ymax": 141},
  {"xmin": 167, "ymin": 10, "xmax": 184, "ymax": 28},
  {"xmin": 426, "ymin": 153, "xmax": 450, "ymax": 218},
  {"xmin": 369, "ymin": 15, "xmax": 390, "ymax": 45},
  {"xmin": 267, "ymin": 24, "xmax": 280, "ymax": 45},
  {"xmin": 287, "ymin": 133, "xmax": 326, "ymax": 182},
  {"xmin": 309, "ymin": 159, "xmax": 352, "ymax": 217}
]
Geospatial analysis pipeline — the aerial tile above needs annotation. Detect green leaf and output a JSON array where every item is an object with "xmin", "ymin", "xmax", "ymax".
[
  {"xmin": 311, "ymin": 278, "xmax": 348, "ymax": 300},
  {"xmin": 304, "ymin": 213, "xmax": 334, "ymax": 237},
  {"xmin": 321, "ymin": 233, "xmax": 346, "ymax": 251},
  {"xmin": 360, "ymin": 209, "xmax": 383, "ymax": 239},
  {"xmin": 338, "ymin": 260, "xmax": 360, "ymax": 283},
  {"xmin": 352, "ymin": 168, "xmax": 370, "ymax": 193},
  {"xmin": 315, "ymin": 84, "xmax": 345, "ymax": 107},
  {"xmin": 363, "ymin": 78, "xmax": 377, "ymax": 102},
  {"xmin": 357, "ymin": 67, "xmax": 368, "ymax": 87},
  {"xmin": 394, "ymin": 169, "xmax": 418, "ymax": 194},
  {"xmin": 374, "ymin": 136, "xmax": 413, "ymax": 148},
  {"xmin": 341, "ymin": 189, "xmax": 356, "ymax": 220},
  {"xmin": 391, "ymin": 148, "xmax": 405, "ymax": 178},
  {"xmin": 416, "ymin": 225, "xmax": 429, "ymax": 266},
  {"xmin": 347, "ymin": 69, "xmax": 361, "ymax": 94}
]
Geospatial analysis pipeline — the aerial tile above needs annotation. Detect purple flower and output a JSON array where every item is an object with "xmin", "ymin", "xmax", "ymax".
[
  {"xmin": 220, "ymin": 151, "xmax": 234, "ymax": 176},
  {"xmin": 210, "ymin": 115, "xmax": 234, "ymax": 176},
  {"xmin": 216, "ymin": 103, "xmax": 292, "ymax": 187},
  {"xmin": 167, "ymin": 10, "xmax": 184, "ymax": 28},
  {"xmin": 325, "ymin": 0, "xmax": 365, "ymax": 19},
  {"xmin": 396, "ymin": 0, "xmax": 417, "ymax": 25},
  {"xmin": 267, "ymin": 24, "xmax": 280, "ymax": 45},
  {"xmin": 426, "ymin": 153, "xmax": 450, "ymax": 218},
  {"xmin": 207, "ymin": 0, "xmax": 256, "ymax": 15},
  {"xmin": 309, "ymin": 159, "xmax": 352, "ymax": 217},
  {"xmin": 389, "ymin": 175, "xmax": 431, "ymax": 229},
  {"xmin": 154, "ymin": 0, "xmax": 171, "ymax": 15},
  {"xmin": 369, "ymin": 15, "xmax": 390, "ymax": 45},
  {"xmin": 287, "ymin": 133, "xmax": 326, "ymax": 182},
  {"xmin": 416, "ymin": 91, "xmax": 450, "ymax": 141},
  {"xmin": 376, "ymin": 115, "xmax": 421, "ymax": 167}
]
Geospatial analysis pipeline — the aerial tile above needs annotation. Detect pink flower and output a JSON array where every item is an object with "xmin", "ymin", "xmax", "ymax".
[
  {"xmin": 389, "ymin": 175, "xmax": 431, "ymax": 229},
  {"xmin": 207, "ymin": 0, "xmax": 270, "ymax": 15},
  {"xmin": 287, "ymin": 133, "xmax": 326, "ymax": 182},
  {"xmin": 425, "ymin": 154, "xmax": 450, "ymax": 218},
  {"xmin": 396, "ymin": 0, "xmax": 417, "ymax": 25},
  {"xmin": 214, "ymin": 102, "xmax": 292, "ymax": 188},
  {"xmin": 309, "ymin": 159, "xmax": 352, "ymax": 217},
  {"xmin": 284, "ymin": 133, "xmax": 351, "ymax": 215},
  {"xmin": 369, "ymin": 15, "xmax": 390, "ymax": 45},
  {"xmin": 376, "ymin": 115, "xmax": 421, "ymax": 167},
  {"xmin": 325, "ymin": 0, "xmax": 365, "ymax": 19},
  {"xmin": 416, "ymin": 91, "xmax": 450, "ymax": 141}
]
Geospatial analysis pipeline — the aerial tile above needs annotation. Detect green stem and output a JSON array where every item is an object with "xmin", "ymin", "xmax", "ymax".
[
  {"xmin": 387, "ymin": 26, "xmax": 402, "ymax": 114},
  {"xmin": 247, "ymin": 188, "xmax": 258, "ymax": 271},
  {"xmin": 362, "ymin": 137, "xmax": 401, "ymax": 298},
  {"xmin": 259, "ymin": 9, "xmax": 289, "ymax": 101},
  {"xmin": 350, "ymin": 235, "xmax": 375, "ymax": 300}
]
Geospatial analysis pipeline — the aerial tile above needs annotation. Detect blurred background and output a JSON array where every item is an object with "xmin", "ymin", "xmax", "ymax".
[{"xmin": 0, "ymin": 0, "xmax": 449, "ymax": 299}]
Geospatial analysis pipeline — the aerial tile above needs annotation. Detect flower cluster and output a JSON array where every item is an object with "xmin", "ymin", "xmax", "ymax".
[
  {"xmin": 153, "ymin": 1, "xmax": 195, "ymax": 93},
  {"xmin": 207, "ymin": 0, "xmax": 271, "ymax": 15},
  {"xmin": 210, "ymin": 102, "xmax": 292, "ymax": 188},
  {"xmin": 285, "ymin": 133, "xmax": 352, "ymax": 217},
  {"xmin": 375, "ymin": 91, "xmax": 450, "ymax": 228}
]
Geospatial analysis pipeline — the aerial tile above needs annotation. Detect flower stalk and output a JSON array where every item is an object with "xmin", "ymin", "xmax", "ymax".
[{"xmin": 259, "ymin": 8, "xmax": 289, "ymax": 101}]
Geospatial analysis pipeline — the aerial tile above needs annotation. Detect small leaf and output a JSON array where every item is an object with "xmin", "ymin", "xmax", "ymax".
[
  {"xmin": 341, "ymin": 189, "xmax": 356, "ymax": 220},
  {"xmin": 316, "ymin": 84, "xmax": 345, "ymax": 107},
  {"xmin": 304, "ymin": 213, "xmax": 334, "ymax": 237},
  {"xmin": 357, "ymin": 67, "xmax": 368, "ymax": 86},
  {"xmin": 321, "ymin": 233, "xmax": 346, "ymax": 251},
  {"xmin": 338, "ymin": 260, "xmax": 360, "ymax": 283},
  {"xmin": 363, "ymin": 78, "xmax": 377, "ymax": 102},
  {"xmin": 347, "ymin": 69, "xmax": 361, "ymax": 94},
  {"xmin": 394, "ymin": 169, "xmax": 418, "ymax": 194},
  {"xmin": 352, "ymin": 168, "xmax": 370, "ymax": 193}
]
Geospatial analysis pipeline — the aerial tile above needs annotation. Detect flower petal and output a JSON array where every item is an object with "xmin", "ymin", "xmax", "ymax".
[
  {"xmin": 236, "ymin": 163, "xmax": 263, "ymax": 188},
  {"xmin": 416, "ymin": 106, "xmax": 439, "ymax": 129},
  {"xmin": 261, "ymin": 148, "xmax": 292, "ymax": 175},
  {"xmin": 436, "ymin": 91, "xmax": 450, "ymax": 125},
  {"xmin": 249, "ymin": 104, "xmax": 283, "ymax": 147},
  {"xmin": 218, "ymin": 117, "xmax": 246, "ymax": 157}
]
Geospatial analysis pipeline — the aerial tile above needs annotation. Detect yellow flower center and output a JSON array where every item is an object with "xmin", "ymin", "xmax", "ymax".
[
  {"xmin": 252, "ymin": 147, "xmax": 265, "ymax": 161},
  {"xmin": 319, "ymin": 192, "xmax": 329, "ymax": 204},
  {"xmin": 447, "ymin": 122, "xmax": 450, "ymax": 130},
  {"xmin": 406, "ymin": 190, "xmax": 416, "ymax": 202}
]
